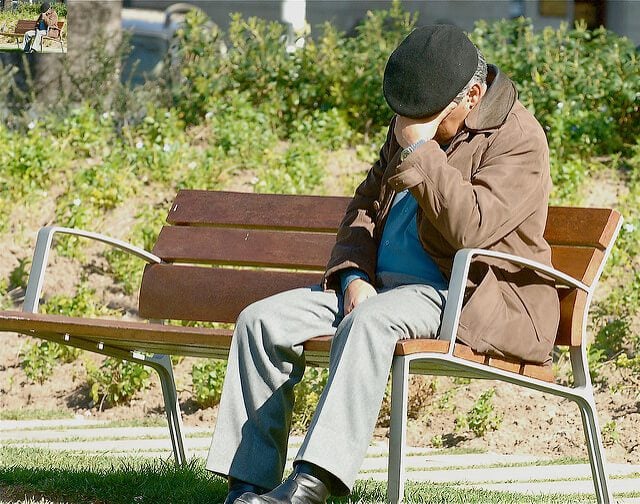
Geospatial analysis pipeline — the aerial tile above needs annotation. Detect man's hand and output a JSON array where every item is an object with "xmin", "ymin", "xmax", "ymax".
[
  {"xmin": 343, "ymin": 278, "xmax": 377, "ymax": 316},
  {"xmin": 394, "ymin": 101, "xmax": 458, "ymax": 148}
]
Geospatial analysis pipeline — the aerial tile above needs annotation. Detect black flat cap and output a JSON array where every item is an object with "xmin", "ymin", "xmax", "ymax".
[{"xmin": 383, "ymin": 25, "xmax": 478, "ymax": 119}]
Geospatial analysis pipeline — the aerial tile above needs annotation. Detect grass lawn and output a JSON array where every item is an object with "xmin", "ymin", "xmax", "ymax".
[{"xmin": 0, "ymin": 447, "xmax": 599, "ymax": 504}]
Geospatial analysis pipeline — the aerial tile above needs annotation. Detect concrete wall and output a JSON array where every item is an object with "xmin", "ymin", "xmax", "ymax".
[{"xmin": 606, "ymin": 0, "xmax": 640, "ymax": 45}]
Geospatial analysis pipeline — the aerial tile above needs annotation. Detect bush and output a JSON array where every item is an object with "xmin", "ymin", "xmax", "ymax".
[
  {"xmin": 191, "ymin": 359, "xmax": 227, "ymax": 408},
  {"xmin": 292, "ymin": 367, "xmax": 328, "ymax": 430},
  {"xmin": 471, "ymin": 18, "xmax": 640, "ymax": 161},
  {"xmin": 85, "ymin": 358, "xmax": 151, "ymax": 409},
  {"xmin": 172, "ymin": 3, "xmax": 414, "ymax": 135},
  {"xmin": 455, "ymin": 388, "xmax": 503, "ymax": 437}
]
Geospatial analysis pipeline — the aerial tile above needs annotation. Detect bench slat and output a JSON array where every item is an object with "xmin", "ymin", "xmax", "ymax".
[
  {"xmin": 545, "ymin": 207, "xmax": 620, "ymax": 249},
  {"xmin": 152, "ymin": 226, "xmax": 335, "ymax": 269},
  {"xmin": 139, "ymin": 264, "xmax": 323, "ymax": 322},
  {"xmin": 167, "ymin": 192, "xmax": 620, "ymax": 248},
  {"xmin": 167, "ymin": 190, "xmax": 350, "ymax": 231},
  {"xmin": 551, "ymin": 245, "xmax": 603, "ymax": 285}
]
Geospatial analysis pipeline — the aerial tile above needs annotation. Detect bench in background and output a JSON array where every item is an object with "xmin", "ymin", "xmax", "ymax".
[
  {"xmin": 0, "ymin": 190, "xmax": 622, "ymax": 504},
  {"xmin": 0, "ymin": 19, "xmax": 64, "ymax": 51}
]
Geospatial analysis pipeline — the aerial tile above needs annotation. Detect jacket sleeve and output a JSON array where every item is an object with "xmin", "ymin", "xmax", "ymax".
[
  {"xmin": 387, "ymin": 114, "xmax": 549, "ymax": 250},
  {"xmin": 323, "ymin": 122, "xmax": 395, "ymax": 289}
]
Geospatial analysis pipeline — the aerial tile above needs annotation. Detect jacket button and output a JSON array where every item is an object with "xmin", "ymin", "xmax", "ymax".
[{"xmin": 373, "ymin": 200, "xmax": 381, "ymax": 211}]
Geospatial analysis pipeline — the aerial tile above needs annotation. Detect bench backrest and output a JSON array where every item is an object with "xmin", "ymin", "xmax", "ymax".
[
  {"xmin": 13, "ymin": 19, "xmax": 64, "ymax": 35},
  {"xmin": 138, "ymin": 190, "xmax": 621, "ymax": 348},
  {"xmin": 15, "ymin": 20, "xmax": 36, "ymax": 34}
]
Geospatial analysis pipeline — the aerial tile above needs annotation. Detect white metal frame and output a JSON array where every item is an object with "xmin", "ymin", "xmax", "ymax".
[
  {"xmin": 22, "ymin": 226, "xmax": 189, "ymax": 465},
  {"xmin": 387, "ymin": 216, "xmax": 623, "ymax": 504}
]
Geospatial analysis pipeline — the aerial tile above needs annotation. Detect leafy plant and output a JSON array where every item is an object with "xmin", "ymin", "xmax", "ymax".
[
  {"xmin": 8, "ymin": 257, "xmax": 30, "ymax": 291},
  {"xmin": 191, "ymin": 359, "xmax": 227, "ymax": 408},
  {"xmin": 85, "ymin": 358, "xmax": 151, "ymax": 409},
  {"xmin": 455, "ymin": 388, "xmax": 503, "ymax": 437},
  {"xmin": 20, "ymin": 340, "xmax": 58, "ymax": 385},
  {"xmin": 292, "ymin": 367, "xmax": 328, "ymax": 430}
]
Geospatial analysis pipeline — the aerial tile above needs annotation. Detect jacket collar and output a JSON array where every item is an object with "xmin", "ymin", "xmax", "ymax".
[{"xmin": 464, "ymin": 65, "xmax": 518, "ymax": 132}]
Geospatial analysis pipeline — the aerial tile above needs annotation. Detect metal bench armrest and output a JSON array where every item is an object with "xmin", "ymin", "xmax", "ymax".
[
  {"xmin": 23, "ymin": 226, "xmax": 162, "ymax": 313},
  {"xmin": 439, "ymin": 247, "xmax": 589, "ymax": 356}
]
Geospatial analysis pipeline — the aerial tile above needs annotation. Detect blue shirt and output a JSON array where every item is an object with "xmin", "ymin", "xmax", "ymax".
[{"xmin": 340, "ymin": 190, "xmax": 447, "ymax": 292}]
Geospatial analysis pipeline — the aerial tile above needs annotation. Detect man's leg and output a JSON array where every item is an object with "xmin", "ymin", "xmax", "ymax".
[
  {"xmin": 22, "ymin": 30, "xmax": 34, "ymax": 51},
  {"xmin": 295, "ymin": 283, "xmax": 446, "ymax": 493},
  {"xmin": 206, "ymin": 286, "xmax": 342, "ymax": 490},
  {"xmin": 33, "ymin": 30, "xmax": 44, "ymax": 51}
]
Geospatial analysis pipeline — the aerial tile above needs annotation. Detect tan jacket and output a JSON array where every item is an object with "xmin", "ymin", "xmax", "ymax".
[
  {"xmin": 42, "ymin": 9, "xmax": 58, "ymax": 33},
  {"xmin": 324, "ymin": 65, "xmax": 560, "ymax": 364}
]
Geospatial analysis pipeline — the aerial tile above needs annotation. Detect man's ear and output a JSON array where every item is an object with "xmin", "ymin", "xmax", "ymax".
[{"xmin": 468, "ymin": 83, "xmax": 485, "ymax": 108}]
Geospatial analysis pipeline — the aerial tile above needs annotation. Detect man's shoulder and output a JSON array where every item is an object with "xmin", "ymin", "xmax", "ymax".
[{"xmin": 501, "ymin": 100, "xmax": 547, "ymax": 145}]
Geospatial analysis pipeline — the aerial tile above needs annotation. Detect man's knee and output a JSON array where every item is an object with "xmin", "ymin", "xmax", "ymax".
[
  {"xmin": 340, "ymin": 299, "xmax": 400, "ymax": 344},
  {"xmin": 234, "ymin": 296, "xmax": 294, "ymax": 352}
]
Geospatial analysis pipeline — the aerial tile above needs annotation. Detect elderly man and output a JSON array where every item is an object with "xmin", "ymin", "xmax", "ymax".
[{"xmin": 207, "ymin": 24, "xmax": 560, "ymax": 504}]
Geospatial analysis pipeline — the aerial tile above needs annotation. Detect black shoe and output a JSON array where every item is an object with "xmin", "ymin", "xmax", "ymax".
[
  {"xmin": 224, "ymin": 477, "xmax": 269, "ymax": 504},
  {"xmin": 235, "ymin": 471, "xmax": 330, "ymax": 504}
]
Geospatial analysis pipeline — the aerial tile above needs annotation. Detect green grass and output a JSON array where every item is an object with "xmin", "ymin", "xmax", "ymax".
[
  {"xmin": 0, "ymin": 408, "xmax": 74, "ymax": 421},
  {"xmin": 0, "ymin": 447, "xmax": 601, "ymax": 504}
]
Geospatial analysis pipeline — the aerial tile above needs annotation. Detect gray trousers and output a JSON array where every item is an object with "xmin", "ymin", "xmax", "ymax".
[{"xmin": 206, "ymin": 274, "xmax": 446, "ymax": 493}]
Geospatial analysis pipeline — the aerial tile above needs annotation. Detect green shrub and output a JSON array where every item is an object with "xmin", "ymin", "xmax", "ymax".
[
  {"xmin": 191, "ymin": 359, "xmax": 227, "ymax": 408},
  {"xmin": 172, "ymin": 3, "xmax": 414, "ymax": 135},
  {"xmin": 455, "ymin": 388, "xmax": 503, "ymax": 437},
  {"xmin": 20, "ymin": 340, "xmax": 58, "ymax": 385},
  {"xmin": 20, "ymin": 338, "xmax": 81, "ymax": 385},
  {"xmin": 85, "ymin": 358, "xmax": 151, "ymax": 409},
  {"xmin": 8, "ymin": 257, "xmax": 30, "ymax": 291},
  {"xmin": 471, "ymin": 18, "xmax": 640, "ymax": 161},
  {"xmin": 292, "ymin": 367, "xmax": 328, "ymax": 430}
]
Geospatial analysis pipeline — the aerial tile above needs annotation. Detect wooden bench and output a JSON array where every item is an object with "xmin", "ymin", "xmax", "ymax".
[
  {"xmin": 0, "ymin": 19, "xmax": 64, "ymax": 51},
  {"xmin": 0, "ymin": 190, "xmax": 622, "ymax": 504}
]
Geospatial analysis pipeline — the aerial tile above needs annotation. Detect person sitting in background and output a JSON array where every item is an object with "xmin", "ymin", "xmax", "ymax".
[{"xmin": 23, "ymin": 2, "xmax": 58, "ymax": 53}]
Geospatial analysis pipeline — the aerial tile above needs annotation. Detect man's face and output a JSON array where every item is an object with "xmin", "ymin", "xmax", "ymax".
[{"xmin": 434, "ymin": 99, "xmax": 469, "ymax": 144}]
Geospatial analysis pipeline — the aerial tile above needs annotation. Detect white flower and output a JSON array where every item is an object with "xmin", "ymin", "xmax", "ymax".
[
  {"xmin": 102, "ymin": 112, "xmax": 110, "ymax": 119},
  {"xmin": 163, "ymin": 143, "xmax": 172, "ymax": 153},
  {"xmin": 205, "ymin": 111, "xmax": 214, "ymax": 120},
  {"xmin": 188, "ymin": 161, "xmax": 197, "ymax": 170},
  {"xmin": 623, "ymin": 223, "xmax": 636, "ymax": 233},
  {"xmin": 73, "ymin": 198, "xmax": 81, "ymax": 206},
  {"xmin": 556, "ymin": 102, "xmax": 564, "ymax": 110},
  {"xmin": 136, "ymin": 140, "xmax": 144, "ymax": 149},
  {"xmin": 251, "ymin": 176, "xmax": 259, "ymax": 184},
  {"xmin": 28, "ymin": 121, "xmax": 36, "ymax": 130}
]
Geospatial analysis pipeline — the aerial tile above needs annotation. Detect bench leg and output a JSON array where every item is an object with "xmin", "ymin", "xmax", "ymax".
[
  {"xmin": 569, "ymin": 347, "xmax": 614, "ymax": 503},
  {"xmin": 146, "ymin": 354, "xmax": 188, "ymax": 466},
  {"xmin": 387, "ymin": 355, "xmax": 410, "ymax": 504},
  {"xmin": 574, "ymin": 391, "xmax": 614, "ymax": 504}
]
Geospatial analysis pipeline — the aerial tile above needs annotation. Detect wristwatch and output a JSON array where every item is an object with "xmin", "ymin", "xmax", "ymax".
[{"xmin": 400, "ymin": 139, "xmax": 426, "ymax": 162}]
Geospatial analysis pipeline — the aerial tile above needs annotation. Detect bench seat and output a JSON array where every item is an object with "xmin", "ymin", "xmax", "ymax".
[{"xmin": 0, "ymin": 311, "xmax": 554, "ymax": 381}]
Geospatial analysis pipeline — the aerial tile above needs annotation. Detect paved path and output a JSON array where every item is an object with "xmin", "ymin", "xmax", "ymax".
[
  {"xmin": 2, "ymin": 418, "xmax": 640, "ymax": 502},
  {"xmin": 0, "ymin": 42, "xmax": 66, "ymax": 53}
]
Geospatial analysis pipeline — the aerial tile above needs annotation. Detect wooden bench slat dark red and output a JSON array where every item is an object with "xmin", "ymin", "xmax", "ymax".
[
  {"xmin": 544, "ymin": 206, "xmax": 621, "ymax": 249},
  {"xmin": 167, "ymin": 190, "xmax": 349, "ymax": 231},
  {"xmin": 152, "ymin": 226, "xmax": 334, "ymax": 269},
  {"xmin": 139, "ymin": 265, "xmax": 323, "ymax": 323}
]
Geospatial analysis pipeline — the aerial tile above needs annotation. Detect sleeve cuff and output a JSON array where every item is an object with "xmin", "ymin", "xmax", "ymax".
[{"xmin": 339, "ymin": 268, "xmax": 370, "ymax": 293}]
